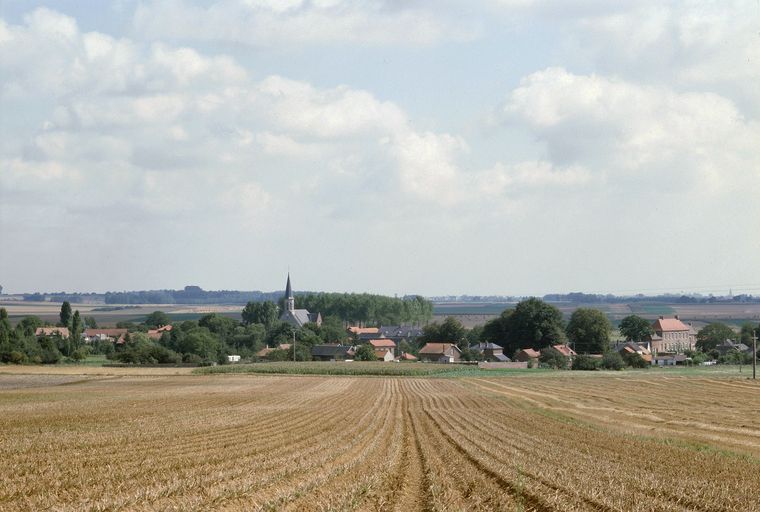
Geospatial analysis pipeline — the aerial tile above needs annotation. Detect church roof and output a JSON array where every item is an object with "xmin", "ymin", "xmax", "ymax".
[
  {"xmin": 281, "ymin": 309, "xmax": 319, "ymax": 328},
  {"xmin": 285, "ymin": 273, "xmax": 293, "ymax": 299}
]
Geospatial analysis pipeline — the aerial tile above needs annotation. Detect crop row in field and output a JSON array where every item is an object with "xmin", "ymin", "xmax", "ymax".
[
  {"xmin": 1, "ymin": 372, "xmax": 759, "ymax": 511},
  {"xmin": 196, "ymin": 361, "xmax": 476, "ymax": 377}
]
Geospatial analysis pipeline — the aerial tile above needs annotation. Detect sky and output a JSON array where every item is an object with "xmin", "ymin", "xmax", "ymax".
[{"xmin": 1, "ymin": 0, "xmax": 759, "ymax": 297}]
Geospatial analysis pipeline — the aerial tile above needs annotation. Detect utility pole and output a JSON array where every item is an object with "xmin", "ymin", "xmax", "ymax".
[
  {"xmin": 293, "ymin": 330, "xmax": 296, "ymax": 363},
  {"xmin": 753, "ymin": 330, "xmax": 757, "ymax": 380}
]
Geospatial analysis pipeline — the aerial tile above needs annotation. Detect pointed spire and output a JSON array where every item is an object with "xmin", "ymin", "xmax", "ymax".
[{"xmin": 285, "ymin": 273, "xmax": 295, "ymax": 312}]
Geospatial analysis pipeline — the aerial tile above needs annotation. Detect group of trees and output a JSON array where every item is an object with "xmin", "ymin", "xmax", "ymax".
[
  {"xmin": 478, "ymin": 298, "xmax": 589, "ymax": 355},
  {"xmin": 293, "ymin": 293, "xmax": 433, "ymax": 326},
  {"xmin": 4, "ymin": 292, "xmax": 758, "ymax": 368},
  {"xmin": 0, "ymin": 302, "xmax": 91, "ymax": 364}
]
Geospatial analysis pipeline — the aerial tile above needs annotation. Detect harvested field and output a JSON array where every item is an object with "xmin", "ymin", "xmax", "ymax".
[{"xmin": 1, "ymin": 372, "xmax": 760, "ymax": 511}]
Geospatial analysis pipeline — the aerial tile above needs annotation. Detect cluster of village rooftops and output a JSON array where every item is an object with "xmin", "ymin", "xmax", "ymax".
[{"xmin": 32, "ymin": 275, "xmax": 716, "ymax": 366}]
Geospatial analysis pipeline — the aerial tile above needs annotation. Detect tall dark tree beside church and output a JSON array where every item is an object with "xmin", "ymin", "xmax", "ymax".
[{"xmin": 59, "ymin": 301, "xmax": 72, "ymax": 327}]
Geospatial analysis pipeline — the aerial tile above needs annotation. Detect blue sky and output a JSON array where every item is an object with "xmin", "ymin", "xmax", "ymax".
[{"xmin": 1, "ymin": 1, "xmax": 759, "ymax": 297}]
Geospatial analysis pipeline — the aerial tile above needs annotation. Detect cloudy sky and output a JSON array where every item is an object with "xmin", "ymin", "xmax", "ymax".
[{"xmin": 1, "ymin": 1, "xmax": 758, "ymax": 297}]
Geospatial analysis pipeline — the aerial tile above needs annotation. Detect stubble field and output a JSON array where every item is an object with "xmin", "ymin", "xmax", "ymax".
[{"xmin": 1, "ymin": 369, "xmax": 760, "ymax": 511}]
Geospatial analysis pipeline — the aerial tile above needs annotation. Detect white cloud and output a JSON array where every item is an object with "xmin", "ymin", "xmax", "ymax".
[
  {"xmin": 133, "ymin": 0, "xmax": 477, "ymax": 46},
  {"xmin": 503, "ymin": 67, "xmax": 760, "ymax": 195}
]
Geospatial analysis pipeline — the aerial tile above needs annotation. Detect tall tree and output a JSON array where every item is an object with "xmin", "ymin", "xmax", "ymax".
[
  {"xmin": 619, "ymin": 315, "xmax": 654, "ymax": 343},
  {"xmin": 71, "ymin": 310, "xmax": 83, "ymax": 349},
  {"xmin": 480, "ymin": 299, "xmax": 564, "ymax": 356},
  {"xmin": 59, "ymin": 301, "xmax": 72, "ymax": 327},
  {"xmin": 696, "ymin": 322, "xmax": 736, "ymax": 352},
  {"xmin": 418, "ymin": 317, "xmax": 466, "ymax": 347},
  {"xmin": 566, "ymin": 308, "xmax": 611, "ymax": 354},
  {"xmin": 507, "ymin": 298, "xmax": 565, "ymax": 352},
  {"xmin": 241, "ymin": 301, "xmax": 279, "ymax": 328}
]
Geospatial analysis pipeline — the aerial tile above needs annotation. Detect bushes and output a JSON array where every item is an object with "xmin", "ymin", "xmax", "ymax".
[
  {"xmin": 624, "ymin": 352, "xmax": 649, "ymax": 368},
  {"xmin": 539, "ymin": 348, "xmax": 568, "ymax": 369},
  {"xmin": 601, "ymin": 352, "xmax": 625, "ymax": 370},
  {"xmin": 571, "ymin": 354, "xmax": 599, "ymax": 371},
  {"xmin": 355, "ymin": 344, "xmax": 376, "ymax": 362}
]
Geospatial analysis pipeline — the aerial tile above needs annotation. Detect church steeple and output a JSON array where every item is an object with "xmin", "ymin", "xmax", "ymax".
[{"xmin": 285, "ymin": 273, "xmax": 295, "ymax": 312}]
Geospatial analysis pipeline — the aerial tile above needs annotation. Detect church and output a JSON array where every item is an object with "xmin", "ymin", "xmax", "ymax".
[{"xmin": 279, "ymin": 273, "xmax": 322, "ymax": 328}]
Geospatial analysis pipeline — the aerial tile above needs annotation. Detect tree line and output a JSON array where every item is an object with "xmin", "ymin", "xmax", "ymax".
[{"xmin": 292, "ymin": 293, "xmax": 433, "ymax": 326}]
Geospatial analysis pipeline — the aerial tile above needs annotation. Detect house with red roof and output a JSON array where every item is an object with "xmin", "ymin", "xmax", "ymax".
[
  {"xmin": 368, "ymin": 339, "xmax": 396, "ymax": 359},
  {"xmin": 418, "ymin": 343, "xmax": 461, "ymax": 363},
  {"xmin": 514, "ymin": 348, "xmax": 540, "ymax": 365},
  {"xmin": 35, "ymin": 327, "xmax": 70, "ymax": 339},
  {"xmin": 649, "ymin": 316, "xmax": 696, "ymax": 354},
  {"xmin": 83, "ymin": 328, "xmax": 127, "ymax": 344}
]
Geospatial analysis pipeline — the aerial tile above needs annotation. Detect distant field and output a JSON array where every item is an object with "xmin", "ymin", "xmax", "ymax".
[
  {"xmin": 1, "ymin": 301, "xmax": 243, "ymax": 326},
  {"xmin": 5, "ymin": 300, "xmax": 760, "ymax": 330},
  {"xmin": 1, "ymin": 369, "xmax": 759, "ymax": 511},
  {"xmin": 434, "ymin": 301, "xmax": 760, "ymax": 328}
]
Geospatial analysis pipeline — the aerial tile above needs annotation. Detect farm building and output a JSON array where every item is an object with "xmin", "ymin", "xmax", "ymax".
[
  {"xmin": 348, "ymin": 326, "xmax": 380, "ymax": 336},
  {"xmin": 83, "ymin": 328, "xmax": 127, "ymax": 343},
  {"xmin": 351, "ymin": 325, "xmax": 424, "ymax": 343},
  {"xmin": 368, "ymin": 339, "xmax": 396, "ymax": 357},
  {"xmin": 374, "ymin": 348, "xmax": 395, "ymax": 362},
  {"xmin": 147, "ymin": 325, "xmax": 173, "ymax": 341},
  {"xmin": 256, "ymin": 344, "xmax": 291, "ymax": 359},
  {"xmin": 418, "ymin": 343, "xmax": 461, "ymax": 363},
  {"xmin": 34, "ymin": 327, "xmax": 70, "ymax": 339},
  {"xmin": 715, "ymin": 339, "xmax": 751, "ymax": 355},
  {"xmin": 515, "ymin": 348, "xmax": 540, "ymax": 365},
  {"xmin": 311, "ymin": 344, "xmax": 355, "ymax": 361},
  {"xmin": 400, "ymin": 352, "xmax": 418, "ymax": 361},
  {"xmin": 549, "ymin": 344, "xmax": 577, "ymax": 358},
  {"xmin": 613, "ymin": 342, "xmax": 653, "ymax": 362},
  {"xmin": 652, "ymin": 353, "xmax": 689, "ymax": 366},
  {"xmin": 469, "ymin": 342, "xmax": 510, "ymax": 362},
  {"xmin": 279, "ymin": 274, "xmax": 322, "ymax": 328},
  {"xmin": 649, "ymin": 316, "xmax": 697, "ymax": 354}
]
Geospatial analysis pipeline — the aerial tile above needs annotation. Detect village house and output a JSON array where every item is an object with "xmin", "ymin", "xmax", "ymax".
[
  {"xmin": 514, "ymin": 348, "xmax": 540, "ymax": 365},
  {"xmin": 348, "ymin": 326, "xmax": 380, "ymax": 337},
  {"xmin": 715, "ymin": 339, "xmax": 751, "ymax": 356},
  {"xmin": 549, "ymin": 344, "xmax": 577, "ymax": 358},
  {"xmin": 350, "ymin": 325, "xmax": 424, "ymax": 344},
  {"xmin": 649, "ymin": 316, "xmax": 697, "ymax": 354},
  {"xmin": 147, "ymin": 325, "xmax": 172, "ymax": 341},
  {"xmin": 469, "ymin": 342, "xmax": 510, "ymax": 362},
  {"xmin": 83, "ymin": 328, "xmax": 127, "ymax": 344},
  {"xmin": 418, "ymin": 343, "xmax": 461, "ymax": 363},
  {"xmin": 279, "ymin": 274, "xmax": 322, "ymax": 328},
  {"xmin": 35, "ymin": 327, "xmax": 70, "ymax": 339},
  {"xmin": 613, "ymin": 341, "xmax": 653, "ymax": 363},
  {"xmin": 369, "ymin": 339, "xmax": 396, "ymax": 358},
  {"xmin": 311, "ymin": 344, "xmax": 354, "ymax": 361},
  {"xmin": 375, "ymin": 325, "xmax": 424, "ymax": 344},
  {"xmin": 652, "ymin": 353, "xmax": 689, "ymax": 366},
  {"xmin": 400, "ymin": 352, "xmax": 418, "ymax": 361},
  {"xmin": 256, "ymin": 343, "xmax": 291, "ymax": 359}
]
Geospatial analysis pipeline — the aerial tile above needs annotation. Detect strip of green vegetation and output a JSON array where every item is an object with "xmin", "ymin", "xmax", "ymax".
[{"xmin": 194, "ymin": 361, "xmax": 539, "ymax": 377}]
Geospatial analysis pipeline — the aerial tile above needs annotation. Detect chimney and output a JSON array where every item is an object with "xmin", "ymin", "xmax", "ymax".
[
  {"xmin": 674, "ymin": 315, "xmax": 679, "ymax": 320},
  {"xmin": 659, "ymin": 316, "xmax": 664, "ymax": 320}
]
